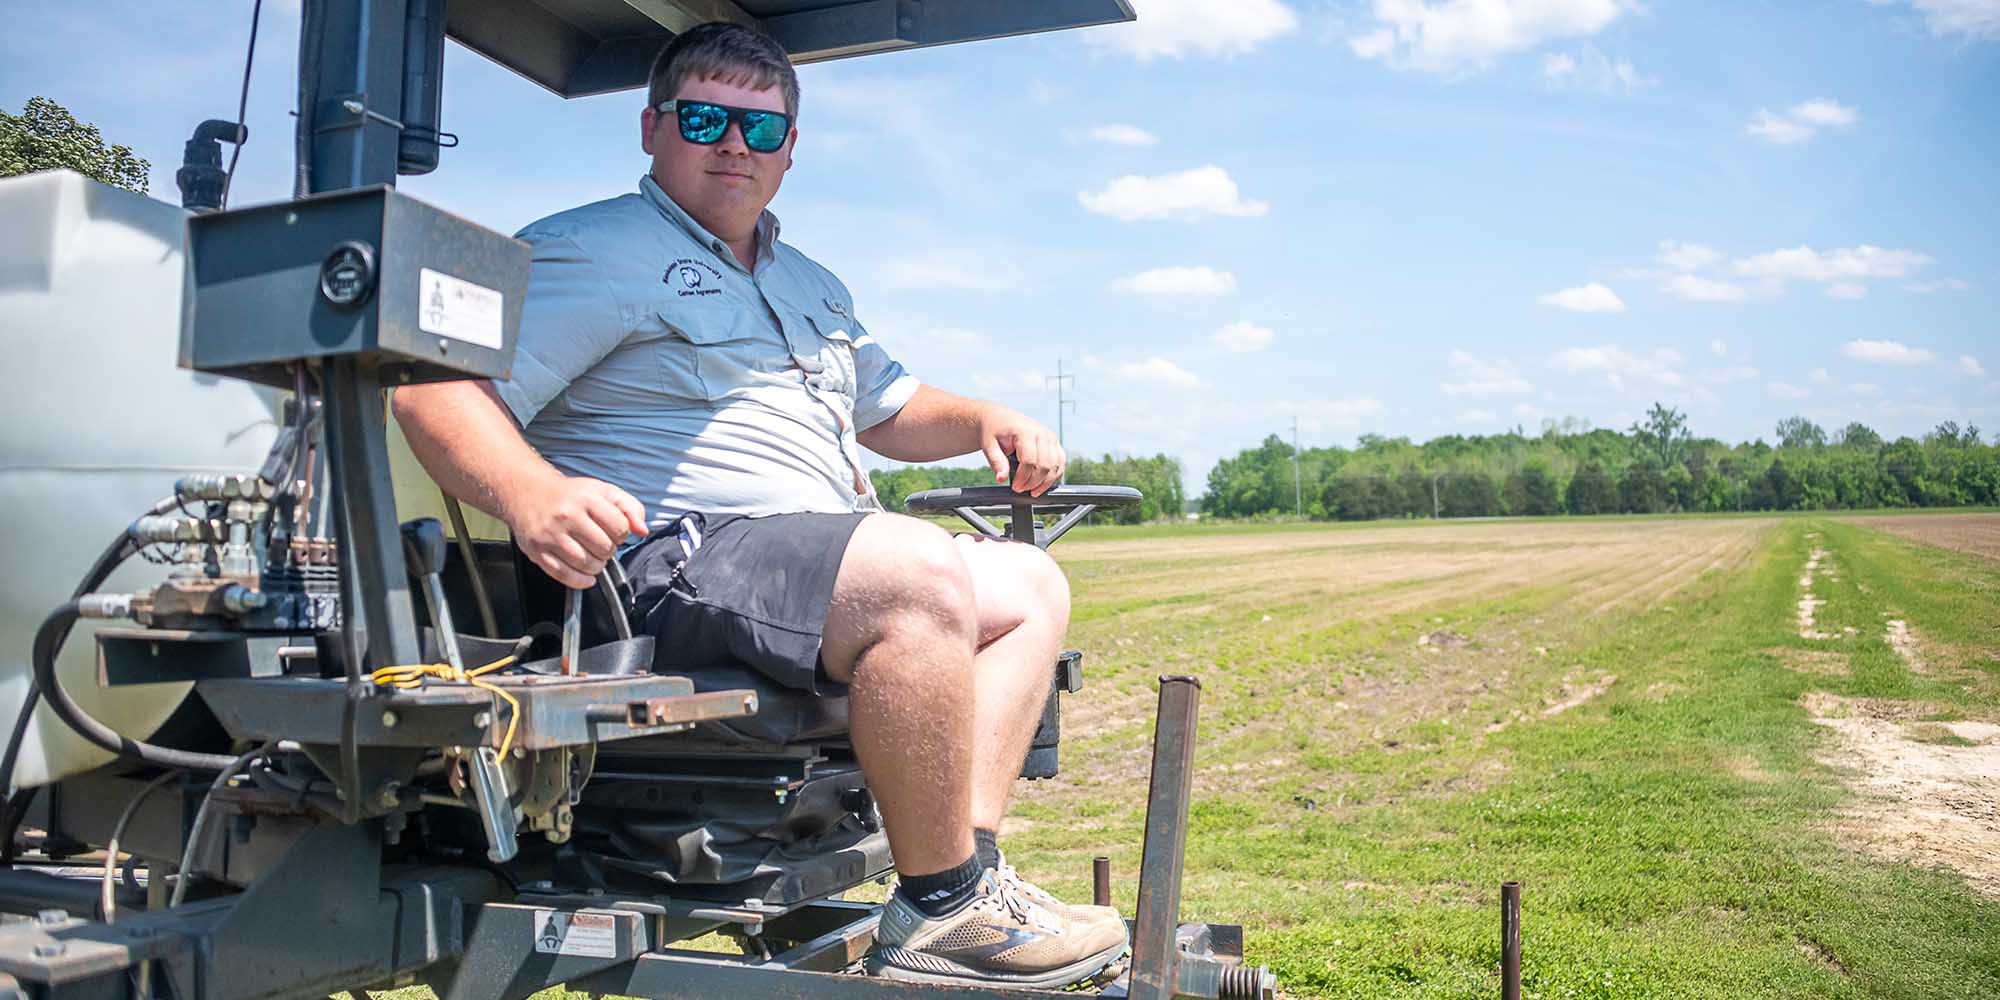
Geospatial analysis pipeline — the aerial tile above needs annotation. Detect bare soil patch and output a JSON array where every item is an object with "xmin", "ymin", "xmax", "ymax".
[
  {"xmin": 1803, "ymin": 691, "xmax": 2000, "ymax": 900},
  {"xmin": 1849, "ymin": 512, "xmax": 2000, "ymax": 562},
  {"xmin": 1541, "ymin": 673, "xmax": 1617, "ymax": 717},
  {"xmin": 1884, "ymin": 619, "xmax": 1929, "ymax": 674}
]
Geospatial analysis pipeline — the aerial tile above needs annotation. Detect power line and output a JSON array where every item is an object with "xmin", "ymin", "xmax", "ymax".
[
  {"xmin": 1046, "ymin": 359, "xmax": 1077, "ymax": 451},
  {"xmin": 1290, "ymin": 416, "xmax": 1302, "ymax": 517}
]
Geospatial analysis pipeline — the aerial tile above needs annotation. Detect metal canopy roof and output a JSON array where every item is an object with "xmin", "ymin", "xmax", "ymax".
[{"xmin": 446, "ymin": 0, "xmax": 1137, "ymax": 99}]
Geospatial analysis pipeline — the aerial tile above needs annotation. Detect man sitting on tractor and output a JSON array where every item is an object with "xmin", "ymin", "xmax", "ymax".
[{"xmin": 393, "ymin": 21, "xmax": 1128, "ymax": 989}]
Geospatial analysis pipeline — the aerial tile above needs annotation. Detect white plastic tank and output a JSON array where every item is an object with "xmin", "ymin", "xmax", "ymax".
[{"xmin": 0, "ymin": 170, "xmax": 283, "ymax": 788}]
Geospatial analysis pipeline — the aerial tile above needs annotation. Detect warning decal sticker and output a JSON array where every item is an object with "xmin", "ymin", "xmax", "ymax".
[
  {"xmin": 419, "ymin": 267, "xmax": 505, "ymax": 350},
  {"xmin": 531, "ymin": 909, "xmax": 619, "ymax": 958}
]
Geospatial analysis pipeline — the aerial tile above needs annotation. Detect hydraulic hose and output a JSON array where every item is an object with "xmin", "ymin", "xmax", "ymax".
[
  {"xmin": 0, "ymin": 536, "xmax": 133, "ymax": 797},
  {"xmin": 2, "ymin": 497, "xmax": 186, "ymax": 857},
  {"xmin": 31, "ymin": 600, "xmax": 237, "ymax": 774}
]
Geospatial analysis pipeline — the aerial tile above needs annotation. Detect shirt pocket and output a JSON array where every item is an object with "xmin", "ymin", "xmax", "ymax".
[
  {"xmin": 799, "ymin": 308, "xmax": 860, "ymax": 402},
  {"xmin": 653, "ymin": 304, "xmax": 770, "ymax": 403}
]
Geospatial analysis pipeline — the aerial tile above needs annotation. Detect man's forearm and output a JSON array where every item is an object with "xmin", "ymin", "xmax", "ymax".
[
  {"xmin": 390, "ymin": 380, "xmax": 561, "ymax": 525},
  {"xmin": 857, "ymin": 385, "xmax": 990, "ymax": 462}
]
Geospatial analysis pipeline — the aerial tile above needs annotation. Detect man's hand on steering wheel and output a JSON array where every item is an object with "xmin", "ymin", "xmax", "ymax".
[
  {"xmin": 509, "ymin": 474, "xmax": 650, "ymax": 589},
  {"xmin": 978, "ymin": 407, "xmax": 1065, "ymax": 497}
]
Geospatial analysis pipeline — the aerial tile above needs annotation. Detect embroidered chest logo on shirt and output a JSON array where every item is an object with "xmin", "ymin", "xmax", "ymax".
[{"xmin": 665, "ymin": 259, "xmax": 724, "ymax": 297}]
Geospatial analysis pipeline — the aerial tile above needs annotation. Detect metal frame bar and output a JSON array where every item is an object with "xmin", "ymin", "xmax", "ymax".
[{"xmin": 1128, "ymin": 677, "xmax": 1199, "ymax": 1000}]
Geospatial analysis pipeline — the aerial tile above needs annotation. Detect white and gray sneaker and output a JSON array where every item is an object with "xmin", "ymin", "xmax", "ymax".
[
  {"xmin": 992, "ymin": 851, "xmax": 1126, "ymax": 932},
  {"xmin": 868, "ymin": 869, "xmax": 1130, "ymax": 988}
]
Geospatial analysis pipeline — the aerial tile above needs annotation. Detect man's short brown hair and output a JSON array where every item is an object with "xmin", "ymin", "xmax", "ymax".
[{"xmin": 647, "ymin": 22, "xmax": 800, "ymax": 119}]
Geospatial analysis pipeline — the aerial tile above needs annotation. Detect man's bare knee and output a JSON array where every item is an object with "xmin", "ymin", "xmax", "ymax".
[
  {"xmin": 956, "ymin": 536, "xmax": 1071, "ymax": 644},
  {"xmin": 1022, "ymin": 544, "xmax": 1070, "ymax": 626},
  {"xmin": 823, "ymin": 514, "xmax": 977, "ymax": 682}
]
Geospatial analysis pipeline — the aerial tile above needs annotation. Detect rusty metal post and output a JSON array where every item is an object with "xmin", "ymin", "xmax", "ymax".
[
  {"xmin": 1093, "ymin": 856, "xmax": 1112, "ymax": 909},
  {"xmin": 1501, "ymin": 881, "xmax": 1521, "ymax": 1000},
  {"xmin": 1128, "ymin": 676, "xmax": 1201, "ymax": 1000}
]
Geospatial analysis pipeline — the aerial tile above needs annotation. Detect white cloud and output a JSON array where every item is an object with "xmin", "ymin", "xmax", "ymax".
[
  {"xmin": 1112, "ymin": 265, "xmax": 1238, "ymax": 296},
  {"xmin": 1089, "ymin": 0, "xmax": 1299, "ymax": 60},
  {"xmin": 1087, "ymin": 124, "xmax": 1160, "ymax": 147},
  {"xmin": 1697, "ymin": 365, "xmax": 1760, "ymax": 384},
  {"xmin": 1842, "ymin": 339, "xmax": 1937, "ymax": 365},
  {"xmin": 1961, "ymin": 355, "xmax": 1988, "ymax": 377},
  {"xmin": 1879, "ymin": 0, "xmax": 2000, "ymax": 40},
  {"xmin": 1458, "ymin": 408, "xmax": 1500, "ymax": 424},
  {"xmin": 1213, "ymin": 321, "xmax": 1275, "ymax": 353},
  {"xmin": 1905, "ymin": 278, "xmax": 1970, "ymax": 293},
  {"xmin": 1540, "ymin": 282, "xmax": 1626, "ymax": 313},
  {"xmin": 1766, "ymin": 382, "xmax": 1812, "ymax": 400},
  {"xmin": 1658, "ymin": 240, "xmax": 1724, "ymax": 272},
  {"xmin": 1552, "ymin": 345, "xmax": 1685, "ymax": 390},
  {"xmin": 1746, "ymin": 99, "xmax": 1860, "ymax": 144},
  {"xmin": 1541, "ymin": 44, "xmax": 1653, "ymax": 93},
  {"xmin": 1348, "ymin": 0, "xmax": 1626, "ymax": 74},
  {"xmin": 1791, "ymin": 98, "xmax": 1859, "ymax": 127},
  {"xmin": 1809, "ymin": 368, "xmax": 1833, "ymax": 384},
  {"xmin": 1114, "ymin": 357, "xmax": 1202, "ymax": 388},
  {"xmin": 1734, "ymin": 245, "xmax": 1931, "ymax": 284},
  {"xmin": 1710, "ymin": 337, "xmax": 1728, "ymax": 357},
  {"xmin": 1078, "ymin": 166, "xmax": 1270, "ymax": 221},
  {"xmin": 1826, "ymin": 282, "xmax": 1868, "ymax": 300},
  {"xmin": 1745, "ymin": 111, "xmax": 1815, "ymax": 144},
  {"xmin": 1660, "ymin": 273, "xmax": 1751, "ymax": 303},
  {"xmin": 1847, "ymin": 382, "xmax": 1883, "ymax": 396},
  {"xmin": 1441, "ymin": 350, "xmax": 1533, "ymax": 396}
]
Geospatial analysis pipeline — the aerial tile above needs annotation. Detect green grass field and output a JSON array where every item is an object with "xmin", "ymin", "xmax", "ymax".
[
  {"xmin": 994, "ymin": 513, "xmax": 2000, "ymax": 999},
  {"xmin": 390, "ymin": 513, "xmax": 1997, "ymax": 1000}
]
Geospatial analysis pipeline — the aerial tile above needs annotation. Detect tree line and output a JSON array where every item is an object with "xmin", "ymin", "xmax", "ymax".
[
  {"xmin": 1203, "ymin": 405, "xmax": 1999, "ymax": 520},
  {"xmin": 873, "ymin": 410, "xmax": 1995, "ymax": 524}
]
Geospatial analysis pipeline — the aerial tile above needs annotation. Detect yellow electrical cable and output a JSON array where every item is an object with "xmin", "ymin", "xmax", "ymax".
[{"xmin": 370, "ymin": 655, "xmax": 521, "ymax": 759}]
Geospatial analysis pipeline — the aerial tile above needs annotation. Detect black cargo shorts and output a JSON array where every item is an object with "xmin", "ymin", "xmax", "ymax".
[{"xmin": 622, "ymin": 511, "xmax": 870, "ymax": 701}]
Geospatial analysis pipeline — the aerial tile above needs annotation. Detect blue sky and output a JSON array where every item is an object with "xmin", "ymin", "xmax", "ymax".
[{"xmin": 5, "ymin": 1, "xmax": 1996, "ymax": 490}]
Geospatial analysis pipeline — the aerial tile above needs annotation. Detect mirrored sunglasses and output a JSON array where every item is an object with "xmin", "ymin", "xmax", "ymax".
[{"xmin": 657, "ymin": 99, "xmax": 792, "ymax": 154}]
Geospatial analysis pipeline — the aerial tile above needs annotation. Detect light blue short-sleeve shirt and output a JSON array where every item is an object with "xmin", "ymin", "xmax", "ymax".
[{"xmin": 493, "ymin": 176, "xmax": 920, "ymax": 529}]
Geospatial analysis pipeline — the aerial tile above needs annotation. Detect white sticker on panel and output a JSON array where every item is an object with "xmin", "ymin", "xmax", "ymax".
[
  {"xmin": 418, "ymin": 267, "xmax": 504, "ymax": 350},
  {"xmin": 531, "ymin": 909, "xmax": 620, "ymax": 958}
]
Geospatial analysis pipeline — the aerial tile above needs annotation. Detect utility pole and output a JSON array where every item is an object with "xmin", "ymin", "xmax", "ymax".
[
  {"xmin": 1046, "ymin": 359, "xmax": 1076, "ymax": 450},
  {"xmin": 1432, "ymin": 474, "xmax": 1441, "ymax": 519},
  {"xmin": 1290, "ymin": 415, "xmax": 1303, "ymax": 517}
]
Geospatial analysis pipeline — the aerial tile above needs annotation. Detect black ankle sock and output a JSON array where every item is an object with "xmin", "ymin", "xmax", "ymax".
[
  {"xmin": 973, "ymin": 828, "xmax": 1000, "ymax": 871},
  {"xmin": 898, "ymin": 853, "xmax": 984, "ymax": 917}
]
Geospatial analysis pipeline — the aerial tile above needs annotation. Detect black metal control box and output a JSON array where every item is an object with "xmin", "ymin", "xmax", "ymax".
[{"xmin": 181, "ymin": 185, "xmax": 527, "ymax": 388}]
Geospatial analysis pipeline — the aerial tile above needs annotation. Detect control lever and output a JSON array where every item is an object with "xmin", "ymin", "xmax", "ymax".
[
  {"xmin": 561, "ymin": 587, "xmax": 582, "ymax": 676},
  {"xmin": 466, "ymin": 746, "xmax": 520, "ymax": 865},
  {"xmin": 401, "ymin": 518, "xmax": 466, "ymax": 673},
  {"xmin": 400, "ymin": 518, "xmax": 519, "ymax": 864},
  {"xmin": 562, "ymin": 562, "xmax": 633, "ymax": 676}
]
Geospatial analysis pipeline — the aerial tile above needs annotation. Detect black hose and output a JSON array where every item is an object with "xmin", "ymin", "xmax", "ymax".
[
  {"xmin": 0, "ymin": 537, "xmax": 132, "ymax": 799},
  {"xmin": 32, "ymin": 602, "xmax": 237, "ymax": 774},
  {"xmin": 1, "ymin": 497, "xmax": 182, "ymax": 857}
]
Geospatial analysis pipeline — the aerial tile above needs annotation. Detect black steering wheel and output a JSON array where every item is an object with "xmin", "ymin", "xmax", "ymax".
[{"xmin": 902, "ymin": 484, "xmax": 1142, "ymax": 549}]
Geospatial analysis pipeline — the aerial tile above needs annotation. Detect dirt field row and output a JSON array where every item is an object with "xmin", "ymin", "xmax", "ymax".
[{"xmin": 1848, "ymin": 511, "xmax": 2000, "ymax": 561}]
